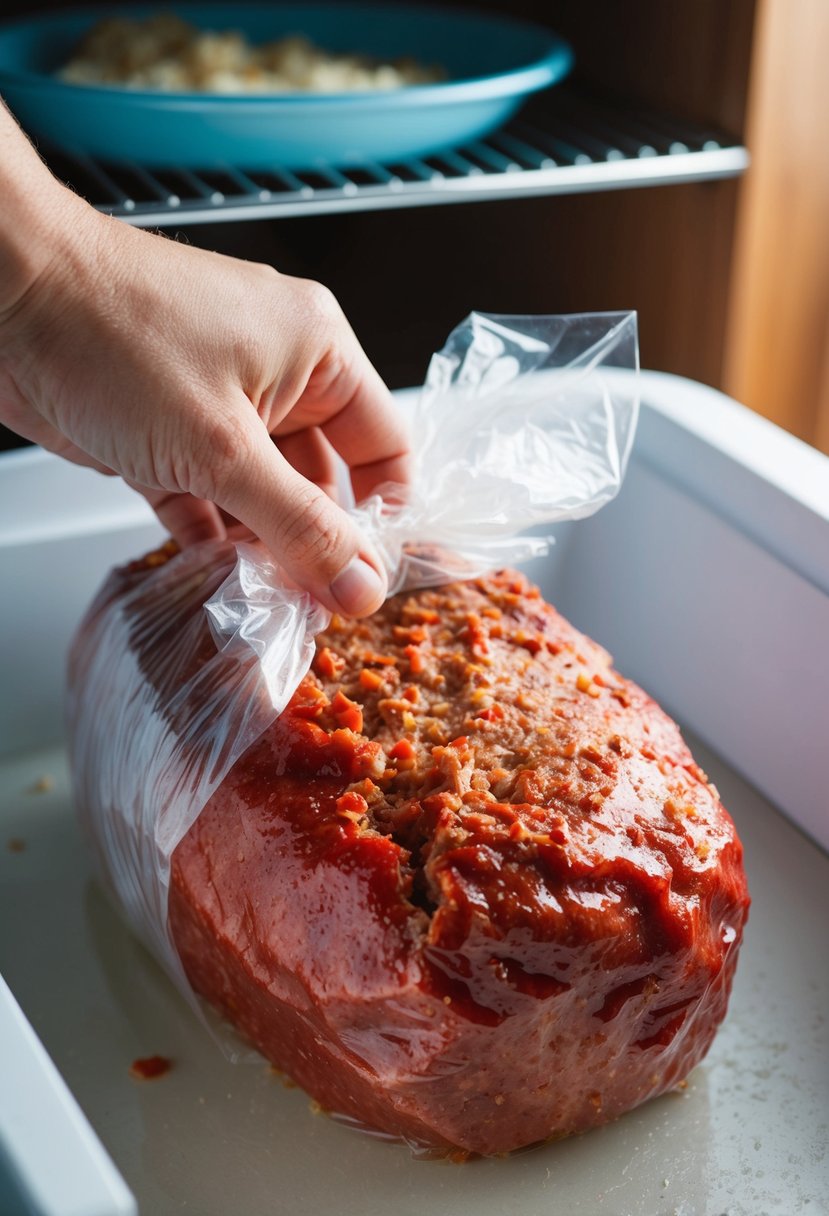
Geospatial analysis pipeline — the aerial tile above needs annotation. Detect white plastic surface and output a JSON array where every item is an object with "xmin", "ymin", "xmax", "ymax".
[
  {"xmin": 0, "ymin": 447, "xmax": 162, "ymax": 756},
  {"xmin": 0, "ymin": 974, "xmax": 136, "ymax": 1216},
  {"xmin": 545, "ymin": 371, "xmax": 829, "ymax": 853},
  {"xmin": 626, "ymin": 370, "xmax": 829, "ymax": 594}
]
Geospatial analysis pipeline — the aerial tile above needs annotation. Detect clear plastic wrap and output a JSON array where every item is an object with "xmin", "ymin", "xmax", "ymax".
[
  {"xmin": 68, "ymin": 311, "xmax": 650, "ymax": 1147},
  {"xmin": 357, "ymin": 311, "xmax": 639, "ymax": 591}
]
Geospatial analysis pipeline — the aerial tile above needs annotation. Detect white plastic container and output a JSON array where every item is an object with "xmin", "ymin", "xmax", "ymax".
[{"xmin": 1, "ymin": 371, "xmax": 827, "ymax": 1216}]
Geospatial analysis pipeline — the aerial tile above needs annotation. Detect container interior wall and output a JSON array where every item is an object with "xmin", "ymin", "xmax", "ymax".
[
  {"xmin": 0, "ymin": 512, "xmax": 163, "ymax": 759},
  {"xmin": 533, "ymin": 433, "xmax": 829, "ymax": 854}
]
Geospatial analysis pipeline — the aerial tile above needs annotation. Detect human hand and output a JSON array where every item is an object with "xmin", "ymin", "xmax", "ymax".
[{"xmin": 0, "ymin": 126, "xmax": 409, "ymax": 616}]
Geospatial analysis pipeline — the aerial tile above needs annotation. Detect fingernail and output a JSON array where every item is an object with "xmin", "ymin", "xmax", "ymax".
[{"xmin": 329, "ymin": 556, "xmax": 385, "ymax": 617}]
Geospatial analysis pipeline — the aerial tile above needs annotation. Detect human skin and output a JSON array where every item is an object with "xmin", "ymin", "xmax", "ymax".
[{"xmin": 0, "ymin": 103, "xmax": 410, "ymax": 616}]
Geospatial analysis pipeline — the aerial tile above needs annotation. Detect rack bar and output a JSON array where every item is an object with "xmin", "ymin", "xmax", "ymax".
[{"xmin": 44, "ymin": 93, "xmax": 747, "ymax": 229}]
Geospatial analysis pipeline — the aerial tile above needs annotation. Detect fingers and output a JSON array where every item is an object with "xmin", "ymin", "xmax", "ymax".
[
  {"xmin": 275, "ymin": 427, "xmax": 342, "ymax": 505},
  {"xmin": 270, "ymin": 292, "xmax": 411, "ymax": 506},
  {"xmin": 138, "ymin": 487, "xmax": 226, "ymax": 549},
  {"xmin": 320, "ymin": 361, "xmax": 412, "ymax": 505},
  {"xmin": 197, "ymin": 403, "xmax": 387, "ymax": 617}
]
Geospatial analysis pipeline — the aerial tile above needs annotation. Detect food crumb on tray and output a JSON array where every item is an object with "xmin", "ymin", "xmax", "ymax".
[{"xmin": 129, "ymin": 1054, "xmax": 173, "ymax": 1080}]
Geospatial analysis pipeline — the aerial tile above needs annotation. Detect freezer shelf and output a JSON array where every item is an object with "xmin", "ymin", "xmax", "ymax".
[
  {"xmin": 43, "ymin": 89, "xmax": 748, "ymax": 228},
  {"xmin": 1, "ymin": 734, "xmax": 826, "ymax": 1216}
]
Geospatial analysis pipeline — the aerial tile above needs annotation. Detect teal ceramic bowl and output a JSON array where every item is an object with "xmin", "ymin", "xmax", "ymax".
[{"xmin": 0, "ymin": 2, "xmax": 573, "ymax": 168}]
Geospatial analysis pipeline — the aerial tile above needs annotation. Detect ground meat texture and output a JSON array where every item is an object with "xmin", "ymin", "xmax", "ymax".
[{"xmin": 168, "ymin": 569, "xmax": 749, "ymax": 1156}]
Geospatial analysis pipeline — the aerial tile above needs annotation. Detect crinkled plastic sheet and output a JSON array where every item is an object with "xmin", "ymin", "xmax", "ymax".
[{"xmin": 68, "ymin": 310, "xmax": 639, "ymax": 1113}]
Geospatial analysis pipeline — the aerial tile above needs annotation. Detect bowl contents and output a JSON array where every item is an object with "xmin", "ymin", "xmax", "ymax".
[{"xmin": 58, "ymin": 11, "xmax": 445, "ymax": 93}]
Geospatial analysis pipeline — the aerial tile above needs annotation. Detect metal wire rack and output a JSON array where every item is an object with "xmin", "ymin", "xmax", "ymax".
[{"xmin": 45, "ymin": 90, "xmax": 748, "ymax": 227}]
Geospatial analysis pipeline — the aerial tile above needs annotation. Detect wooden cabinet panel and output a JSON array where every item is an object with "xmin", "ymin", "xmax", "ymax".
[{"xmin": 724, "ymin": 0, "xmax": 829, "ymax": 454}]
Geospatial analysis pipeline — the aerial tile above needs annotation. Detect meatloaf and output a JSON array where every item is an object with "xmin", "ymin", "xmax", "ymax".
[{"xmin": 167, "ymin": 566, "xmax": 750, "ymax": 1156}]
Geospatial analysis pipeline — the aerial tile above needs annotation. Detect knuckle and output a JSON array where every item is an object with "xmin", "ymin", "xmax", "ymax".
[
  {"xmin": 251, "ymin": 261, "xmax": 281, "ymax": 290},
  {"xmin": 278, "ymin": 490, "xmax": 349, "ymax": 573},
  {"xmin": 299, "ymin": 278, "xmax": 340, "ymax": 324},
  {"xmin": 188, "ymin": 411, "xmax": 252, "ymax": 502}
]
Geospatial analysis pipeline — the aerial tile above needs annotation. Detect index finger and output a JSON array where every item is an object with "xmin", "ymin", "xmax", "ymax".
[{"xmin": 295, "ymin": 339, "xmax": 412, "ymax": 505}]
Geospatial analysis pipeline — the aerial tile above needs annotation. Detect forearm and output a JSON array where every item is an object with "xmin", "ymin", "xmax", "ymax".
[{"xmin": 0, "ymin": 100, "xmax": 90, "ymax": 322}]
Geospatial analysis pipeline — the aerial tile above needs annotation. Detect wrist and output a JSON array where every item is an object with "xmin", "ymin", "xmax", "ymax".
[{"xmin": 0, "ymin": 104, "xmax": 96, "ymax": 324}]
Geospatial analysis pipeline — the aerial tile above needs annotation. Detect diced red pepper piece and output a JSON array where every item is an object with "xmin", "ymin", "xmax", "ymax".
[
  {"xmin": 404, "ymin": 644, "xmax": 424, "ymax": 674},
  {"xmin": 362, "ymin": 651, "xmax": 398, "ymax": 666},
  {"xmin": 335, "ymin": 791, "xmax": 369, "ymax": 819},
  {"xmin": 405, "ymin": 607, "xmax": 439, "ymax": 624},
  {"xmin": 315, "ymin": 647, "xmax": 345, "ymax": 680},
  {"xmin": 296, "ymin": 720, "xmax": 332, "ymax": 748},
  {"xmin": 389, "ymin": 739, "xmax": 417, "ymax": 763},
  {"xmin": 359, "ymin": 668, "xmax": 385, "ymax": 692},
  {"xmin": 393, "ymin": 624, "xmax": 428, "ymax": 644},
  {"xmin": 514, "ymin": 632, "xmax": 542, "ymax": 655},
  {"xmin": 461, "ymin": 613, "xmax": 491, "ymax": 658},
  {"xmin": 331, "ymin": 690, "xmax": 363, "ymax": 733}
]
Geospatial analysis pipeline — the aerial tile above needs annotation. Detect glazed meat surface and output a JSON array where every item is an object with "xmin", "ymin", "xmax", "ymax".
[{"xmin": 169, "ymin": 569, "xmax": 749, "ymax": 1155}]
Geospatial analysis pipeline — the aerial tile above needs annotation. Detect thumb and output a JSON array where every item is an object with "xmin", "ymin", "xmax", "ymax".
[{"xmin": 200, "ymin": 409, "xmax": 387, "ymax": 617}]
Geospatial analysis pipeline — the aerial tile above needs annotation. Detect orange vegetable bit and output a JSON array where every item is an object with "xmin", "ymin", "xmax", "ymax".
[
  {"xmin": 335, "ymin": 791, "xmax": 369, "ymax": 821},
  {"xmin": 315, "ymin": 646, "xmax": 346, "ymax": 680},
  {"xmin": 331, "ymin": 689, "xmax": 364, "ymax": 733},
  {"xmin": 388, "ymin": 738, "xmax": 417, "ymax": 769},
  {"xmin": 359, "ymin": 667, "xmax": 385, "ymax": 692},
  {"xmin": 404, "ymin": 644, "xmax": 425, "ymax": 674}
]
